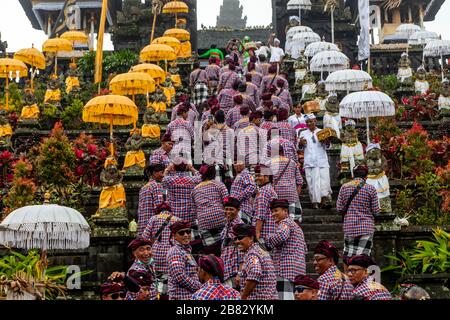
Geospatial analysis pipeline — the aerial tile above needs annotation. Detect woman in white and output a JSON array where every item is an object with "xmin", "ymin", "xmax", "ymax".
[{"xmin": 298, "ymin": 114, "xmax": 332, "ymax": 209}]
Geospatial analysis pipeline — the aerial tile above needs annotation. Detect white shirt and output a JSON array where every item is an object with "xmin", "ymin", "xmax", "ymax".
[
  {"xmin": 256, "ymin": 46, "xmax": 270, "ymax": 59},
  {"xmin": 288, "ymin": 114, "xmax": 306, "ymax": 130},
  {"xmin": 299, "ymin": 128, "xmax": 330, "ymax": 168},
  {"xmin": 269, "ymin": 46, "xmax": 285, "ymax": 63}
]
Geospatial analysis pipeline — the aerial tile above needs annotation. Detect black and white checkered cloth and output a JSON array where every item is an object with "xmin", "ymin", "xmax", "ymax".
[
  {"xmin": 190, "ymin": 223, "xmax": 223, "ymax": 254},
  {"xmin": 289, "ymin": 201, "xmax": 303, "ymax": 224},
  {"xmin": 192, "ymin": 82, "xmax": 209, "ymax": 106},
  {"xmin": 155, "ymin": 271, "xmax": 168, "ymax": 299},
  {"xmin": 343, "ymin": 234, "xmax": 374, "ymax": 258},
  {"xmin": 239, "ymin": 210, "xmax": 253, "ymax": 226},
  {"xmin": 276, "ymin": 277, "xmax": 294, "ymax": 300}
]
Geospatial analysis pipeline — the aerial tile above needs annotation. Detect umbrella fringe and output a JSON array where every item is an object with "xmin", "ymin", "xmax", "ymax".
[
  {"xmin": 340, "ymin": 103, "xmax": 396, "ymax": 118},
  {"xmin": 0, "ymin": 230, "xmax": 90, "ymax": 250}
]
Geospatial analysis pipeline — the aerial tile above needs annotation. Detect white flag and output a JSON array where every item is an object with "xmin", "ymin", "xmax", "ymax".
[{"xmin": 358, "ymin": 0, "xmax": 370, "ymax": 61}]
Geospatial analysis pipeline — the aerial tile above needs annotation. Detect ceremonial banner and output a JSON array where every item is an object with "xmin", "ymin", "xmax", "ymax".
[
  {"xmin": 358, "ymin": 0, "xmax": 370, "ymax": 61},
  {"xmin": 95, "ymin": 0, "xmax": 108, "ymax": 84}
]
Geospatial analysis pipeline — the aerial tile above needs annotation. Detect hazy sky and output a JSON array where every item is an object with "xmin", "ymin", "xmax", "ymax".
[{"xmin": 0, "ymin": 0, "xmax": 449, "ymax": 52}]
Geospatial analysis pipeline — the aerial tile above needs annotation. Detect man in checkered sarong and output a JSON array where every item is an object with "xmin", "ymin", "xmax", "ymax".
[
  {"xmin": 218, "ymin": 80, "xmax": 240, "ymax": 116},
  {"xmin": 166, "ymin": 104, "xmax": 195, "ymax": 163},
  {"xmin": 141, "ymin": 202, "xmax": 181, "ymax": 300},
  {"xmin": 205, "ymin": 57, "xmax": 221, "ymax": 96},
  {"xmin": 314, "ymin": 240, "xmax": 354, "ymax": 300},
  {"xmin": 230, "ymin": 161, "xmax": 257, "ymax": 225},
  {"xmin": 347, "ymin": 255, "xmax": 392, "ymax": 300},
  {"xmin": 137, "ymin": 164, "xmax": 165, "ymax": 235},
  {"xmin": 245, "ymin": 73, "xmax": 261, "ymax": 107},
  {"xmin": 337, "ymin": 165, "xmax": 380, "ymax": 260},
  {"xmin": 265, "ymin": 199, "xmax": 307, "ymax": 300},
  {"xmin": 190, "ymin": 62, "xmax": 209, "ymax": 106},
  {"xmin": 233, "ymin": 224, "xmax": 278, "ymax": 300}
]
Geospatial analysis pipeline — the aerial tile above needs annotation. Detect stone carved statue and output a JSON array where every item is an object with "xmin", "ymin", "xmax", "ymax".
[
  {"xmin": 294, "ymin": 50, "xmax": 308, "ymax": 83},
  {"xmin": 150, "ymin": 88, "xmax": 169, "ymax": 123},
  {"xmin": 96, "ymin": 157, "xmax": 126, "ymax": 216},
  {"xmin": 44, "ymin": 75, "xmax": 62, "ymax": 106},
  {"xmin": 20, "ymin": 88, "xmax": 40, "ymax": 123},
  {"xmin": 365, "ymin": 143, "xmax": 392, "ymax": 213},
  {"xmin": 315, "ymin": 81, "xmax": 329, "ymax": 112},
  {"xmin": 301, "ymin": 72, "xmax": 317, "ymax": 102},
  {"xmin": 168, "ymin": 60, "xmax": 182, "ymax": 88},
  {"xmin": 162, "ymin": 76, "xmax": 176, "ymax": 106},
  {"xmin": 322, "ymin": 93, "xmax": 342, "ymax": 139},
  {"xmin": 65, "ymin": 62, "xmax": 81, "ymax": 94},
  {"xmin": 142, "ymin": 106, "xmax": 161, "ymax": 142},
  {"xmin": 414, "ymin": 65, "xmax": 430, "ymax": 95},
  {"xmin": 396, "ymin": 52, "xmax": 414, "ymax": 92},
  {"xmin": 123, "ymin": 129, "xmax": 146, "ymax": 174},
  {"xmin": 340, "ymin": 119, "xmax": 364, "ymax": 182},
  {"xmin": 0, "ymin": 110, "xmax": 12, "ymax": 148},
  {"xmin": 438, "ymin": 78, "xmax": 450, "ymax": 116}
]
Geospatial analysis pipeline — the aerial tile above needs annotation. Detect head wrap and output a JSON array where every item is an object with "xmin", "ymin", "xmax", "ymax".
[
  {"xmin": 289, "ymin": 16, "xmax": 300, "ymax": 23},
  {"xmin": 254, "ymin": 163, "xmax": 273, "ymax": 176},
  {"xmin": 177, "ymin": 104, "xmax": 190, "ymax": 115},
  {"xmin": 210, "ymin": 104, "xmax": 220, "ymax": 115},
  {"xmin": 223, "ymin": 196, "xmax": 241, "ymax": 209},
  {"xmin": 442, "ymin": 77, "xmax": 449, "ymax": 84},
  {"xmin": 199, "ymin": 255, "xmax": 225, "ymax": 282},
  {"xmin": 261, "ymin": 93, "xmax": 272, "ymax": 101},
  {"xmin": 276, "ymin": 78, "xmax": 286, "ymax": 88},
  {"xmin": 267, "ymin": 85, "xmax": 277, "ymax": 94},
  {"xmin": 366, "ymin": 143, "xmax": 381, "ymax": 153},
  {"xmin": 293, "ymin": 275, "xmax": 319, "ymax": 290},
  {"xmin": 199, "ymin": 164, "xmax": 216, "ymax": 180},
  {"xmin": 274, "ymin": 38, "xmax": 281, "ymax": 45},
  {"xmin": 207, "ymin": 95, "xmax": 218, "ymax": 107},
  {"xmin": 353, "ymin": 165, "xmax": 369, "ymax": 178},
  {"xmin": 401, "ymin": 52, "xmax": 408, "ymax": 58},
  {"xmin": 240, "ymin": 106, "xmax": 250, "ymax": 116},
  {"xmin": 417, "ymin": 65, "xmax": 426, "ymax": 72},
  {"xmin": 178, "ymin": 94, "xmax": 189, "ymax": 103},
  {"xmin": 170, "ymin": 221, "xmax": 192, "ymax": 235},
  {"xmin": 209, "ymin": 56, "xmax": 216, "ymax": 64},
  {"xmin": 344, "ymin": 119, "xmax": 356, "ymax": 127},
  {"xmin": 100, "ymin": 281, "xmax": 126, "ymax": 295},
  {"xmin": 233, "ymin": 94, "xmax": 243, "ymax": 105},
  {"xmin": 128, "ymin": 237, "xmax": 153, "ymax": 252},
  {"xmin": 232, "ymin": 223, "xmax": 256, "ymax": 238},
  {"xmin": 314, "ymin": 240, "xmax": 339, "ymax": 264},
  {"xmin": 156, "ymin": 202, "xmax": 171, "ymax": 214},
  {"xmin": 270, "ymin": 199, "xmax": 289, "ymax": 210},
  {"xmin": 304, "ymin": 113, "xmax": 317, "ymax": 121},
  {"xmin": 268, "ymin": 64, "xmax": 278, "ymax": 74},
  {"xmin": 263, "ymin": 100, "xmax": 274, "ymax": 109},
  {"xmin": 347, "ymin": 255, "xmax": 374, "ymax": 269},
  {"xmin": 277, "ymin": 108, "xmax": 289, "ymax": 121},
  {"xmin": 161, "ymin": 133, "xmax": 173, "ymax": 142},
  {"xmin": 173, "ymin": 156, "xmax": 188, "ymax": 171},
  {"xmin": 250, "ymin": 56, "xmax": 258, "ymax": 63},
  {"xmin": 127, "ymin": 270, "xmax": 153, "ymax": 287},
  {"xmin": 249, "ymin": 110, "xmax": 263, "ymax": 122}
]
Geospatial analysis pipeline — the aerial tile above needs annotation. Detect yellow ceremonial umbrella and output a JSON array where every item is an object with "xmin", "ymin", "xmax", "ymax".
[
  {"xmin": 162, "ymin": 1, "xmax": 189, "ymax": 27},
  {"xmin": 140, "ymin": 44, "xmax": 176, "ymax": 72},
  {"xmin": 163, "ymin": 28, "xmax": 191, "ymax": 41},
  {"xmin": 61, "ymin": 30, "xmax": 89, "ymax": 63},
  {"xmin": 0, "ymin": 58, "xmax": 28, "ymax": 111},
  {"xmin": 42, "ymin": 36, "xmax": 73, "ymax": 75},
  {"xmin": 14, "ymin": 44, "xmax": 46, "ymax": 90},
  {"xmin": 130, "ymin": 63, "xmax": 166, "ymax": 85},
  {"xmin": 83, "ymin": 95, "xmax": 139, "ymax": 156},
  {"xmin": 152, "ymin": 37, "xmax": 181, "ymax": 55},
  {"xmin": 109, "ymin": 72, "xmax": 156, "ymax": 108}
]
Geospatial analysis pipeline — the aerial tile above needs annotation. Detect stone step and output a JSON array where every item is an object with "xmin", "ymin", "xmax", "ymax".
[
  {"xmin": 306, "ymin": 240, "xmax": 345, "ymax": 251},
  {"xmin": 301, "ymin": 223, "xmax": 343, "ymax": 233},
  {"xmin": 301, "ymin": 215, "xmax": 342, "ymax": 224},
  {"xmin": 302, "ymin": 231, "xmax": 344, "ymax": 241},
  {"xmin": 302, "ymin": 208, "xmax": 340, "ymax": 217}
]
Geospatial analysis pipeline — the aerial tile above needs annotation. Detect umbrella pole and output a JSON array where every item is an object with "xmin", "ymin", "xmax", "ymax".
[
  {"xmin": 299, "ymin": 8, "xmax": 302, "ymax": 26},
  {"xmin": 366, "ymin": 115, "xmax": 370, "ymax": 146},
  {"xmin": 331, "ymin": 8, "xmax": 335, "ymax": 44},
  {"xmin": 175, "ymin": 13, "xmax": 178, "ymax": 28},
  {"xmin": 151, "ymin": 11, "xmax": 158, "ymax": 43},
  {"xmin": 441, "ymin": 53, "xmax": 444, "ymax": 81},
  {"xmin": 5, "ymin": 76, "xmax": 9, "ymax": 111},
  {"xmin": 109, "ymin": 117, "xmax": 114, "ymax": 156},
  {"xmin": 54, "ymin": 54, "xmax": 58, "ymax": 76}
]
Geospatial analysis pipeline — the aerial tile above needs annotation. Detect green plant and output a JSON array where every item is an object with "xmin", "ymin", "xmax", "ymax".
[
  {"xmin": 0, "ymin": 249, "xmax": 92, "ymax": 300},
  {"xmin": 103, "ymin": 50, "xmax": 138, "ymax": 75},
  {"xmin": 372, "ymin": 74, "xmax": 398, "ymax": 97},
  {"xmin": 61, "ymin": 99, "xmax": 84, "ymax": 129},
  {"xmin": 394, "ymin": 172, "xmax": 447, "ymax": 225},
  {"xmin": 383, "ymin": 228, "xmax": 450, "ymax": 277},
  {"xmin": 34, "ymin": 122, "xmax": 76, "ymax": 187}
]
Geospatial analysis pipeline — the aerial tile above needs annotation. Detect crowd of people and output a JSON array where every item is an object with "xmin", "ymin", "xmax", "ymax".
[{"xmin": 99, "ymin": 35, "xmax": 430, "ymax": 301}]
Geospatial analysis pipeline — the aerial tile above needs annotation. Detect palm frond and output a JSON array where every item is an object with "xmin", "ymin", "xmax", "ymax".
[
  {"xmin": 383, "ymin": 0, "xmax": 403, "ymax": 10},
  {"xmin": 324, "ymin": 0, "xmax": 339, "ymax": 12}
]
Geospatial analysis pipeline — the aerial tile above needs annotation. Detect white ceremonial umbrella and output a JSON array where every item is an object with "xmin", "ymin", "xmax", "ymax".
[
  {"xmin": 310, "ymin": 50, "xmax": 349, "ymax": 79},
  {"xmin": 0, "ymin": 201, "xmax": 90, "ymax": 254},
  {"xmin": 423, "ymin": 39, "xmax": 450, "ymax": 80},
  {"xmin": 408, "ymin": 30, "xmax": 439, "ymax": 45},
  {"xmin": 325, "ymin": 69, "xmax": 373, "ymax": 93},
  {"xmin": 290, "ymin": 32, "xmax": 321, "ymax": 59},
  {"xmin": 287, "ymin": 0, "xmax": 312, "ymax": 25},
  {"xmin": 304, "ymin": 41, "xmax": 340, "ymax": 58},
  {"xmin": 340, "ymin": 91, "xmax": 396, "ymax": 145},
  {"xmin": 396, "ymin": 23, "xmax": 421, "ymax": 37},
  {"xmin": 286, "ymin": 26, "xmax": 314, "ymax": 57}
]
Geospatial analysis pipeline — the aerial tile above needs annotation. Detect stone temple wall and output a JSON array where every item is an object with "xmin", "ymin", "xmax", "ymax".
[{"xmin": 197, "ymin": 28, "xmax": 273, "ymax": 51}]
